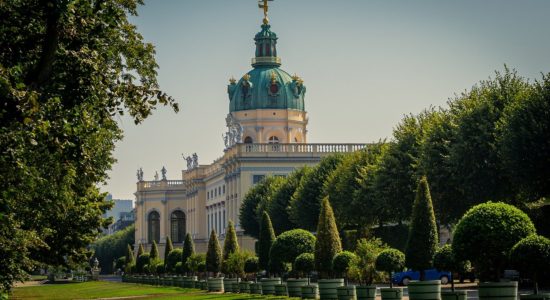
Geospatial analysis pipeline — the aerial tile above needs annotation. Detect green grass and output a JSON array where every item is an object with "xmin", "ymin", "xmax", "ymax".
[{"xmin": 10, "ymin": 281, "xmax": 296, "ymax": 300}]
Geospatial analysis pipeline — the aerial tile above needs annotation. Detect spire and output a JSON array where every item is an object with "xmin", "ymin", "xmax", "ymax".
[{"xmin": 252, "ymin": 0, "xmax": 281, "ymax": 67}]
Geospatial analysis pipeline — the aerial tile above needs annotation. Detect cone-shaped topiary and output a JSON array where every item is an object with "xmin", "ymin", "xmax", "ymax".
[
  {"xmin": 510, "ymin": 235, "xmax": 550, "ymax": 295},
  {"xmin": 223, "ymin": 220, "xmax": 239, "ymax": 260},
  {"xmin": 206, "ymin": 230, "xmax": 222, "ymax": 274},
  {"xmin": 314, "ymin": 197, "xmax": 342, "ymax": 276},
  {"xmin": 405, "ymin": 176, "xmax": 438, "ymax": 280},
  {"xmin": 126, "ymin": 244, "xmax": 135, "ymax": 266},
  {"xmin": 164, "ymin": 236, "xmax": 173, "ymax": 266},
  {"xmin": 137, "ymin": 243, "xmax": 145, "ymax": 257},
  {"xmin": 259, "ymin": 211, "xmax": 276, "ymax": 272},
  {"xmin": 150, "ymin": 240, "xmax": 160, "ymax": 260},
  {"xmin": 376, "ymin": 248, "xmax": 405, "ymax": 288},
  {"xmin": 182, "ymin": 233, "xmax": 195, "ymax": 273}
]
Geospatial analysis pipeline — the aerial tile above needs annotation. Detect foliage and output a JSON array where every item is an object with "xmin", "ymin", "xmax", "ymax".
[
  {"xmin": 499, "ymin": 74, "xmax": 550, "ymax": 201},
  {"xmin": 115, "ymin": 257, "xmax": 126, "ymax": 270},
  {"xmin": 223, "ymin": 220, "xmax": 239, "ymax": 261},
  {"xmin": 510, "ymin": 235, "xmax": 550, "ymax": 294},
  {"xmin": 268, "ymin": 167, "xmax": 310, "ymax": 233},
  {"xmin": 244, "ymin": 256, "xmax": 260, "ymax": 275},
  {"xmin": 150, "ymin": 241, "xmax": 159, "ymax": 261},
  {"xmin": 269, "ymin": 229, "xmax": 316, "ymax": 272},
  {"xmin": 165, "ymin": 249, "xmax": 182, "ymax": 274},
  {"xmin": 125, "ymin": 244, "xmax": 135, "ymax": 268},
  {"xmin": 91, "ymin": 224, "xmax": 135, "ymax": 274},
  {"xmin": 349, "ymin": 238, "xmax": 387, "ymax": 285},
  {"xmin": 0, "ymin": 0, "xmax": 177, "ymax": 291},
  {"xmin": 433, "ymin": 244, "xmax": 470, "ymax": 291},
  {"xmin": 136, "ymin": 254, "xmax": 150, "ymax": 274},
  {"xmin": 137, "ymin": 244, "xmax": 145, "ymax": 257},
  {"xmin": 315, "ymin": 197, "xmax": 342, "ymax": 275},
  {"xmin": 155, "ymin": 263, "xmax": 165, "ymax": 275},
  {"xmin": 452, "ymin": 201, "xmax": 536, "ymax": 282},
  {"xmin": 332, "ymin": 251, "xmax": 356, "ymax": 278},
  {"xmin": 375, "ymin": 248, "xmax": 405, "ymax": 286},
  {"xmin": 163, "ymin": 236, "xmax": 173, "ymax": 266},
  {"xmin": 294, "ymin": 253, "xmax": 315, "ymax": 278},
  {"xmin": 182, "ymin": 233, "xmax": 194, "ymax": 273},
  {"xmin": 405, "ymin": 177, "xmax": 438, "ymax": 278},
  {"xmin": 290, "ymin": 154, "xmax": 345, "ymax": 231},
  {"xmin": 372, "ymin": 224, "xmax": 409, "ymax": 252},
  {"xmin": 174, "ymin": 262, "xmax": 183, "ymax": 274},
  {"xmin": 206, "ymin": 230, "xmax": 222, "ymax": 274},
  {"xmin": 224, "ymin": 251, "xmax": 255, "ymax": 278},
  {"xmin": 240, "ymin": 176, "xmax": 284, "ymax": 238},
  {"xmin": 187, "ymin": 253, "xmax": 206, "ymax": 275},
  {"xmin": 258, "ymin": 211, "xmax": 276, "ymax": 271}
]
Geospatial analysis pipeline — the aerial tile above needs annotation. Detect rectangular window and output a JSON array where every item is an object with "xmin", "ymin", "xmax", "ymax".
[
  {"xmin": 253, "ymin": 174, "xmax": 265, "ymax": 185},
  {"xmin": 223, "ymin": 185, "xmax": 225, "ymax": 194},
  {"xmin": 218, "ymin": 211, "xmax": 222, "ymax": 234},
  {"xmin": 207, "ymin": 214, "xmax": 210, "ymax": 233},
  {"xmin": 223, "ymin": 210, "xmax": 226, "ymax": 234},
  {"xmin": 215, "ymin": 189, "xmax": 217, "ymax": 197},
  {"xmin": 214, "ymin": 212, "xmax": 217, "ymax": 234}
]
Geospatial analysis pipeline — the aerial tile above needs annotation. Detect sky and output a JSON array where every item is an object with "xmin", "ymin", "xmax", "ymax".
[{"xmin": 103, "ymin": 0, "xmax": 550, "ymax": 200}]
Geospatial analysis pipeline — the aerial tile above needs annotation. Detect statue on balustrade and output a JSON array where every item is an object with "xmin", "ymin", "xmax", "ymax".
[
  {"xmin": 136, "ymin": 167, "xmax": 144, "ymax": 182},
  {"xmin": 161, "ymin": 166, "xmax": 167, "ymax": 180}
]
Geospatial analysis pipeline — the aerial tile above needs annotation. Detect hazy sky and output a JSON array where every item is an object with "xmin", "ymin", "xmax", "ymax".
[{"xmin": 103, "ymin": 0, "xmax": 550, "ymax": 200}]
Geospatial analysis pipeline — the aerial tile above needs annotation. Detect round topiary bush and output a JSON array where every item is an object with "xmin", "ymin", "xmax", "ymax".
[
  {"xmin": 294, "ymin": 253, "xmax": 315, "ymax": 278},
  {"xmin": 510, "ymin": 235, "xmax": 550, "ymax": 294},
  {"xmin": 244, "ymin": 256, "xmax": 260, "ymax": 274},
  {"xmin": 375, "ymin": 248, "xmax": 405, "ymax": 288},
  {"xmin": 166, "ymin": 249, "xmax": 182, "ymax": 273},
  {"xmin": 269, "ymin": 229, "xmax": 316, "ymax": 267},
  {"xmin": 136, "ymin": 253, "xmax": 151, "ymax": 274},
  {"xmin": 332, "ymin": 251, "xmax": 356, "ymax": 279},
  {"xmin": 452, "ymin": 202, "xmax": 536, "ymax": 282}
]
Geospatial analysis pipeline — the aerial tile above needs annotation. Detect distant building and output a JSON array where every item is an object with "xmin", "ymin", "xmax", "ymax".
[{"xmin": 103, "ymin": 195, "xmax": 134, "ymax": 235}]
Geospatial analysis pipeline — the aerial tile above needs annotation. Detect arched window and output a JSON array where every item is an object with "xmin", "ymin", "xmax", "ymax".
[
  {"xmin": 244, "ymin": 136, "xmax": 253, "ymax": 144},
  {"xmin": 268, "ymin": 136, "xmax": 279, "ymax": 144},
  {"xmin": 148, "ymin": 211, "xmax": 160, "ymax": 244},
  {"xmin": 171, "ymin": 210, "xmax": 186, "ymax": 243}
]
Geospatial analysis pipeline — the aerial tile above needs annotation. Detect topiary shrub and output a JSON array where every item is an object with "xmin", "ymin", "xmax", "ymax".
[
  {"xmin": 175, "ymin": 262, "xmax": 183, "ymax": 274},
  {"xmin": 206, "ymin": 230, "xmax": 222, "ymax": 275},
  {"xmin": 115, "ymin": 256, "xmax": 126, "ymax": 271},
  {"xmin": 315, "ymin": 197, "xmax": 342, "ymax": 277},
  {"xmin": 433, "ymin": 244, "xmax": 470, "ymax": 291},
  {"xmin": 223, "ymin": 220, "xmax": 240, "ymax": 261},
  {"xmin": 405, "ymin": 176, "xmax": 438, "ymax": 281},
  {"xmin": 150, "ymin": 241, "xmax": 160, "ymax": 260},
  {"xmin": 376, "ymin": 248, "xmax": 405, "ymax": 288},
  {"xmin": 452, "ymin": 202, "xmax": 536, "ymax": 282},
  {"xmin": 269, "ymin": 229, "xmax": 316, "ymax": 273},
  {"xmin": 510, "ymin": 235, "xmax": 550, "ymax": 295},
  {"xmin": 244, "ymin": 256, "xmax": 259, "ymax": 280},
  {"xmin": 155, "ymin": 263, "xmax": 165, "ymax": 275},
  {"xmin": 294, "ymin": 253, "xmax": 315, "ymax": 279},
  {"xmin": 259, "ymin": 211, "xmax": 276, "ymax": 272},
  {"xmin": 164, "ymin": 236, "xmax": 173, "ymax": 267},
  {"xmin": 225, "ymin": 251, "xmax": 254, "ymax": 278},
  {"xmin": 136, "ymin": 253, "xmax": 151, "ymax": 274},
  {"xmin": 166, "ymin": 249, "xmax": 182, "ymax": 274},
  {"xmin": 182, "ymin": 233, "xmax": 195, "ymax": 274},
  {"xmin": 349, "ymin": 238, "xmax": 387, "ymax": 285},
  {"xmin": 187, "ymin": 253, "xmax": 206, "ymax": 276},
  {"xmin": 332, "ymin": 251, "xmax": 356, "ymax": 281}
]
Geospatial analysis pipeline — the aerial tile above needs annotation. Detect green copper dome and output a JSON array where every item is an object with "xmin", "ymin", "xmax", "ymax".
[{"xmin": 227, "ymin": 23, "xmax": 306, "ymax": 112}]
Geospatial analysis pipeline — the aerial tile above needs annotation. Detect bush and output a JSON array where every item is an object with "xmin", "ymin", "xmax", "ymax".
[
  {"xmin": 150, "ymin": 241, "xmax": 160, "ymax": 260},
  {"xmin": 182, "ymin": 233, "xmax": 195, "ymax": 273},
  {"xmin": 225, "ymin": 251, "xmax": 254, "ymax": 278},
  {"xmin": 376, "ymin": 248, "xmax": 405, "ymax": 288},
  {"xmin": 197, "ymin": 261, "xmax": 206, "ymax": 273},
  {"xmin": 136, "ymin": 253, "xmax": 150, "ymax": 274},
  {"xmin": 166, "ymin": 249, "xmax": 182, "ymax": 273},
  {"xmin": 510, "ymin": 235, "xmax": 550, "ymax": 294},
  {"xmin": 206, "ymin": 230, "xmax": 222, "ymax": 274},
  {"xmin": 244, "ymin": 256, "xmax": 260, "ymax": 275},
  {"xmin": 332, "ymin": 251, "xmax": 356, "ymax": 278},
  {"xmin": 433, "ymin": 244, "xmax": 470, "ymax": 290},
  {"xmin": 294, "ymin": 253, "xmax": 315, "ymax": 278},
  {"xmin": 269, "ymin": 229, "xmax": 316, "ymax": 272},
  {"xmin": 259, "ymin": 211, "xmax": 276, "ymax": 271},
  {"xmin": 187, "ymin": 253, "xmax": 206, "ymax": 275},
  {"xmin": 223, "ymin": 220, "xmax": 239, "ymax": 261},
  {"xmin": 91, "ymin": 224, "xmax": 135, "ymax": 274},
  {"xmin": 452, "ymin": 202, "xmax": 536, "ymax": 281},
  {"xmin": 175, "ymin": 262, "xmax": 183, "ymax": 274},
  {"xmin": 164, "ymin": 236, "xmax": 173, "ymax": 266},
  {"xmin": 115, "ymin": 256, "xmax": 126, "ymax": 270},
  {"xmin": 155, "ymin": 263, "xmax": 165, "ymax": 275},
  {"xmin": 349, "ymin": 238, "xmax": 387, "ymax": 285},
  {"xmin": 405, "ymin": 177, "xmax": 438, "ymax": 280},
  {"xmin": 315, "ymin": 197, "xmax": 342, "ymax": 275}
]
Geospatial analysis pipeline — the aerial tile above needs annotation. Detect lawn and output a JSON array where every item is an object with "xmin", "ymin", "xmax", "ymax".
[{"xmin": 10, "ymin": 281, "xmax": 296, "ymax": 300}]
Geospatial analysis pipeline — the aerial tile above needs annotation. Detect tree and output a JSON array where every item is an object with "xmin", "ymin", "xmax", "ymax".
[
  {"xmin": 269, "ymin": 229, "xmax": 316, "ymax": 272},
  {"xmin": 294, "ymin": 253, "xmax": 315, "ymax": 280},
  {"xmin": 258, "ymin": 211, "xmax": 276, "ymax": 272},
  {"xmin": 510, "ymin": 235, "xmax": 550, "ymax": 295},
  {"xmin": 290, "ymin": 154, "xmax": 345, "ymax": 231},
  {"xmin": 136, "ymin": 253, "xmax": 151, "ymax": 274},
  {"xmin": 375, "ymin": 248, "xmax": 405, "ymax": 288},
  {"xmin": 268, "ymin": 167, "xmax": 310, "ymax": 233},
  {"xmin": 240, "ymin": 176, "xmax": 284, "ymax": 238},
  {"xmin": 433, "ymin": 244, "xmax": 470, "ymax": 291},
  {"xmin": 165, "ymin": 249, "xmax": 182, "ymax": 274},
  {"xmin": 91, "ymin": 224, "xmax": 135, "ymax": 274},
  {"xmin": 499, "ymin": 73, "xmax": 550, "ymax": 201},
  {"xmin": 223, "ymin": 220, "xmax": 239, "ymax": 261},
  {"xmin": 332, "ymin": 251, "xmax": 356, "ymax": 282},
  {"xmin": 452, "ymin": 202, "xmax": 536, "ymax": 282},
  {"xmin": 206, "ymin": 230, "xmax": 222, "ymax": 275},
  {"xmin": 350, "ymin": 238, "xmax": 388, "ymax": 285},
  {"xmin": 0, "ymin": 0, "xmax": 178, "ymax": 291},
  {"xmin": 186, "ymin": 253, "xmax": 206, "ymax": 276},
  {"xmin": 150, "ymin": 241, "xmax": 160, "ymax": 261},
  {"xmin": 244, "ymin": 256, "xmax": 260, "ymax": 280},
  {"xmin": 137, "ymin": 243, "xmax": 145, "ymax": 258},
  {"xmin": 315, "ymin": 197, "xmax": 342, "ymax": 276},
  {"xmin": 164, "ymin": 236, "xmax": 173, "ymax": 266},
  {"xmin": 225, "ymin": 251, "xmax": 255, "ymax": 278},
  {"xmin": 405, "ymin": 176, "xmax": 438, "ymax": 280},
  {"xmin": 182, "ymin": 233, "xmax": 195, "ymax": 273},
  {"xmin": 126, "ymin": 244, "xmax": 135, "ymax": 267}
]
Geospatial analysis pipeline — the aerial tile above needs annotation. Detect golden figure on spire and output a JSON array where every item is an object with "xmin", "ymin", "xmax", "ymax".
[{"xmin": 258, "ymin": 0, "xmax": 273, "ymax": 24}]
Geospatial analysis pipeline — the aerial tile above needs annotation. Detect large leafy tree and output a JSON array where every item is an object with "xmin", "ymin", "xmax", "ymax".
[
  {"xmin": 268, "ymin": 167, "xmax": 310, "ymax": 233},
  {"xmin": 290, "ymin": 154, "xmax": 345, "ymax": 231},
  {"xmin": 240, "ymin": 176, "xmax": 283, "ymax": 238},
  {"xmin": 0, "ymin": 0, "xmax": 177, "ymax": 291}
]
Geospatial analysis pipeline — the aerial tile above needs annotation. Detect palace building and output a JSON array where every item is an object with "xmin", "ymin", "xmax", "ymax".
[{"xmin": 133, "ymin": 1, "xmax": 368, "ymax": 256}]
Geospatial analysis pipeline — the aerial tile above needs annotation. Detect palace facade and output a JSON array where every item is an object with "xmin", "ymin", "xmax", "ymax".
[{"xmin": 133, "ymin": 7, "xmax": 368, "ymax": 256}]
